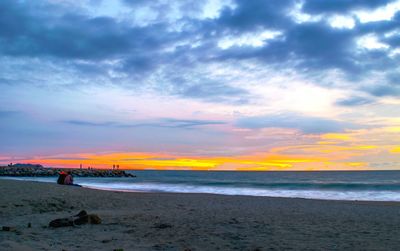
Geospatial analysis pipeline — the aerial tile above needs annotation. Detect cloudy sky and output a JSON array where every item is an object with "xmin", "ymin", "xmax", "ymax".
[{"xmin": 1, "ymin": 0, "xmax": 400, "ymax": 170}]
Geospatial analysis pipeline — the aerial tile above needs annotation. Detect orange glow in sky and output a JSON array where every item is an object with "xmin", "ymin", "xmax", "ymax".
[{"xmin": 2, "ymin": 121, "xmax": 400, "ymax": 171}]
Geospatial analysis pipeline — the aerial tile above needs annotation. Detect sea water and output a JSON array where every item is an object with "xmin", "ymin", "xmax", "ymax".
[{"xmin": 4, "ymin": 170, "xmax": 400, "ymax": 202}]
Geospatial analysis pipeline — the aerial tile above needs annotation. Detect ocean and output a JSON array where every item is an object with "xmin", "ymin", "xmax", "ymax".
[{"xmin": 4, "ymin": 170, "xmax": 400, "ymax": 202}]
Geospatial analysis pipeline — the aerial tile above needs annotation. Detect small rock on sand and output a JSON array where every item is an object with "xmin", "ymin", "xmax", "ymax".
[
  {"xmin": 153, "ymin": 223, "xmax": 172, "ymax": 229},
  {"xmin": 2, "ymin": 226, "xmax": 16, "ymax": 232}
]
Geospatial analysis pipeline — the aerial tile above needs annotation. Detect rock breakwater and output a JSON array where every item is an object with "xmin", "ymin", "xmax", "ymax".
[{"xmin": 0, "ymin": 164, "xmax": 135, "ymax": 178}]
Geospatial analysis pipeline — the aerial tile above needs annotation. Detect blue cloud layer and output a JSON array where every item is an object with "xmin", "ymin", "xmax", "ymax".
[
  {"xmin": 63, "ymin": 118, "xmax": 225, "ymax": 129},
  {"xmin": 302, "ymin": 0, "xmax": 396, "ymax": 14},
  {"xmin": 236, "ymin": 113, "xmax": 357, "ymax": 134},
  {"xmin": 0, "ymin": 0, "xmax": 399, "ymax": 101}
]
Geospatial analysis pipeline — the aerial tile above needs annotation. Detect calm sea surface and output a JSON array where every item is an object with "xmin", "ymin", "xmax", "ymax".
[{"xmin": 4, "ymin": 170, "xmax": 400, "ymax": 201}]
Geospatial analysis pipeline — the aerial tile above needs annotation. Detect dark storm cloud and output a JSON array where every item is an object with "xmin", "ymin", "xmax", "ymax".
[
  {"xmin": 216, "ymin": 0, "xmax": 294, "ymax": 31},
  {"xmin": 1, "ymin": 0, "xmax": 400, "ymax": 100},
  {"xmin": 387, "ymin": 72, "xmax": 400, "ymax": 85},
  {"xmin": 368, "ymin": 85, "xmax": 400, "ymax": 97},
  {"xmin": 63, "ymin": 118, "xmax": 225, "ymax": 129},
  {"xmin": 302, "ymin": 0, "xmax": 396, "ymax": 14},
  {"xmin": 181, "ymin": 83, "xmax": 248, "ymax": 103},
  {"xmin": 0, "ymin": 3, "xmax": 168, "ymax": 60},
  {"xmin": 63, "ymin": 120, "xmax": 117, "ymax": 127},
  {"xmin": 235, "ymin": 113, "xmax": 357, "ymax": 134},
  {"xmin": 160, "ymin": 119, "xmax": 225, "ymax": 128},
  {"xmin": 383, "ymin": 34, "xmax": 400, "ymax": 48},
  {"xmin": 212, "ymin": 3, "xmax": 398, "ymax": 78},
  {"xmin": 216, "ymin": 22, "xmax": 359, "ymax": 73},
  {"xmin": 356, "ymin": 12, "xmax": 400, "ymax": 36},
  {"xmin": 207, "ymin": 0, "xmax": 400, "ymax": 98},
  {"xmin": 121, "ymin": 0, "xmax": 148, "ymax": 5},
  {"xmin": 363, "ymin": 69, "xmax": 400, "ymax": 97},
  {"xmin": 335, "ymin": 96, "xmax": 375, "ymax": 106},
  {"xmin": 0, "ymin": 0, "xmax": 186, "ymax": 80},
  {"xmin": 207, "ymin": 2, "xmax": 396, "ymax": 79},
  {"xmin": 170, "ymin": 76, "xmax": 250, "ymax": 104}
]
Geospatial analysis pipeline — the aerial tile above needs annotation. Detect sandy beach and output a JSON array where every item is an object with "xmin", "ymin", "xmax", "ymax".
[{"xmin": 1, "ymin": 179, "xmax": 400, "ymax": 250}]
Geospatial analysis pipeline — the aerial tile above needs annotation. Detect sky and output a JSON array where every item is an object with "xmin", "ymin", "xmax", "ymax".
[{"xmin": 1, "ymin": 0, "xmax": 400, "ymax": 171}]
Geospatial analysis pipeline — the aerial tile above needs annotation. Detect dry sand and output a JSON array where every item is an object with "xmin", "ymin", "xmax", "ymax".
[{"xmin": 1, "ymin": 179, "xmax": 400, "ymax": 250}]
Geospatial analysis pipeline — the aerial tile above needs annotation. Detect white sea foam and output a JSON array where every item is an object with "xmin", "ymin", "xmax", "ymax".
[
  {"xmin": 4, "ymin": 175, "xmax": 400, "ymax": 202},
  {"xmin": 79, "ymin": 181, "xmax": 400, "ymax": 202}
]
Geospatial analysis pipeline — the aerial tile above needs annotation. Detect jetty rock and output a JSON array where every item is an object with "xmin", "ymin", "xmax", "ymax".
[{"xmin": 0, "ymin": 164, "xmax": 136, "ymax": 178}]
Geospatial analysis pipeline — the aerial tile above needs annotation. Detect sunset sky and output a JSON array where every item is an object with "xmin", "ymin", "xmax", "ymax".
[{"xmin": 1, "ymin": 0, "xmax": 400, "ymax": 170}]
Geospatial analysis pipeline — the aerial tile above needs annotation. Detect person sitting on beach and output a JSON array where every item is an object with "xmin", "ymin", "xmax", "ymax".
[
  {"xmin": 57, "ymin": 171, "xmax": 67, "ymax": 185},
  {"xmin": 64, "ymin": 171, "xmax": 74, "ymax": 185},
  {"xmin": 63, "ymin": 171, "xmax": 81, "ymax": 186}
]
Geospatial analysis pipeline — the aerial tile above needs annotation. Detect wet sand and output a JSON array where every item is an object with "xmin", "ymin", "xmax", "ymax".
[{"xmin": 1, "ymin": 179, "xmax": 400, "ymax": 250}]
